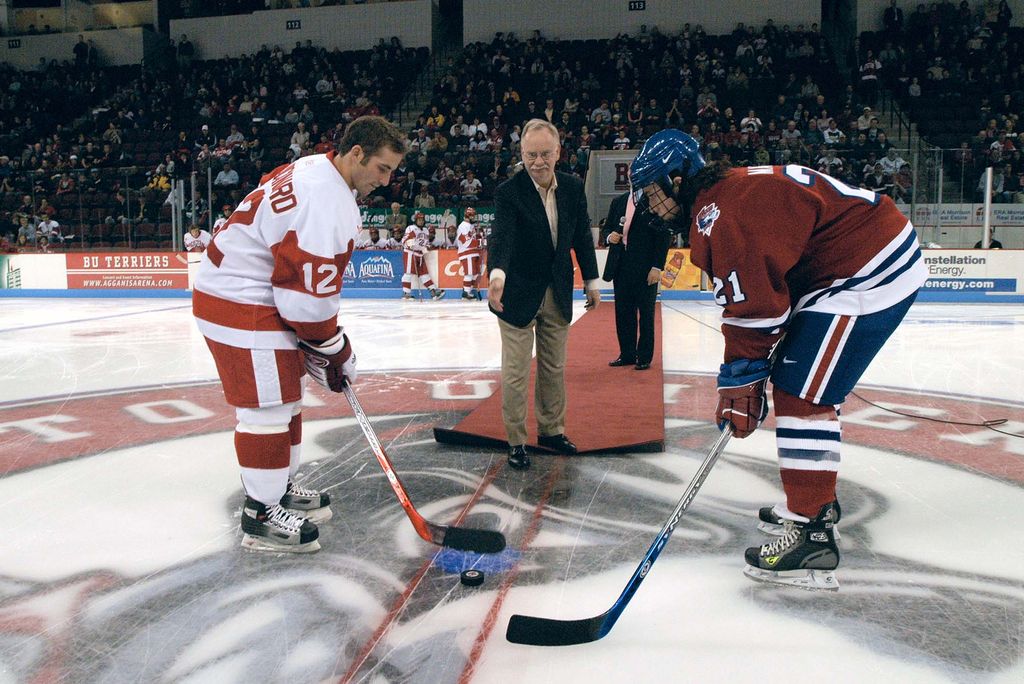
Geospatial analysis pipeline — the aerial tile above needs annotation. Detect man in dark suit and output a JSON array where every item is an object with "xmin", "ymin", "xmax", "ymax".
[
  {"xmin": 602, "ymin": 191, "xmax": 672, "ymax": 371},
  {"xmin": 883, "ymin": 0, "xmax": 904, "ymax": 35},
  {"xmin": 488, "ymin": 119, "xmax": 601, "ymax": 470}
]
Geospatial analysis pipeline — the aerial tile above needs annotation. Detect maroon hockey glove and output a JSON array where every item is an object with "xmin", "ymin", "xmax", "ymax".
[
  {"xmin": 716, "ymin": 358, "xmax": 770, "ymax": 438},
  {"xmin": 298, "ymin": 329, "xmax": 357, "ymax": 392}
]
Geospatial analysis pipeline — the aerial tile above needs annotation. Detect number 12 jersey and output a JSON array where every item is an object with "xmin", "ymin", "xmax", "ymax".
[{"xmin": 193, "ymin": 152, "xmax": 360, "ymax": 349}]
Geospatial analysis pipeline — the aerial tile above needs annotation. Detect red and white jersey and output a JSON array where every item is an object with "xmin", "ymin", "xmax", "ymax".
[
  {"xmin": 193, "ymin": 152, "xmax": 359, "ymax": 350},
  {"xmin": 456, "ymin": 220, "xmax": 482, "ymax": 255},
  {"xmin": 430, "ymin": 231, "xmax": 449, "ymax": 249},
  {"xmin": 184, "ymin": 229, "xmax": 212, "ymax": 252},
  {"xmin": 402, "ymin": 224, "xmax": 431, "ymax": 255},
  {"xmin": 689, "ymin": 164, "xmax": 927, "ymax": 362},
  {"xmin": 212, "ymin": 216, "xmax": 229, "ymax": 235},
  {"xmin": 356, "ymin": 234, "xmax": 397, "ymax": 249}
]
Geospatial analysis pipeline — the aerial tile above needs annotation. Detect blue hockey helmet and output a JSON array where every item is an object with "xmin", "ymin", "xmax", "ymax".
[{"xmin": 629, "ymin": 129, "xmax": 705, "ymax": 201}]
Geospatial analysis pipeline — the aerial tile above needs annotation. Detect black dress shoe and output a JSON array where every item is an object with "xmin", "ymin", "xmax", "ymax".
[
  {"xmin": 608, "ymin": 357, "xmax": 636, "ymax": 367},
  {"xmin": 537, "ymin": 434, "xmax": 578, "ymax": 454},
  {"xmin": 508, "ymin": 444, "xmax": 531, "ymax": 470},
  {"xmin": 634, "ymin": 361, "xmax": 651, "ymax": 370}
]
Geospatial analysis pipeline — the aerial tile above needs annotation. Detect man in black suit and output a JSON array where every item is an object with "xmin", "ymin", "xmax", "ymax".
[
  {"xmin": 883, "ymin": 0, "xmax": 904, "ymax": 36},
  {"xmin": 602, "ymin": 191, "xmax": 672, "ymax": 371},
  {"xmin": 488, "ymin": 119, "xmax": 601, "ymax": 470}
]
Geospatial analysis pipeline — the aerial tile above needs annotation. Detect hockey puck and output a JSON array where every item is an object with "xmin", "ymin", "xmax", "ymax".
[{"xmin": 460, "ymin": 569, "xmax": 485, "ymax": 587}]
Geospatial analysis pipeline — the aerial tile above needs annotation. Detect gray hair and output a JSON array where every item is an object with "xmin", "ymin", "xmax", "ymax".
[{"xmin": 521, "ymin": 118, "xmax": 559, "ymax": 141}]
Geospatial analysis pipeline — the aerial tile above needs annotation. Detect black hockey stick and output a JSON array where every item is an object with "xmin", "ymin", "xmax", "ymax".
[
  {"xmin": 342, "ymin": 383, "xmax": 506, "ymax": 554},
  {"xmin": 506, "ymin": 427, "xmax": 733, "ymax": 645}
]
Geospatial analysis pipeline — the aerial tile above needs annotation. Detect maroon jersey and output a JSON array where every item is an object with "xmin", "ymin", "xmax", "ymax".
[{"xmin": 689, "ymin": 165, "xmax": 926, "ymax": 362}]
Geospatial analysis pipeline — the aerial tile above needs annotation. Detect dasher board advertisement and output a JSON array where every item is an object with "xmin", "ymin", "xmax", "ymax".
[
  {"xmin": 65, "ymin": 253, "xmax": 190, "ymax": 289},
  {"xmin": 342, "ymin": 250, "xmax": 404, "ymax": 288},
  {"xmin": 659, "ymin": 249, "xmax": 702, "ymax": 290},
  {"xmin": 920, "ymin": 250, "xmax": 1022, "ymax": 295}
]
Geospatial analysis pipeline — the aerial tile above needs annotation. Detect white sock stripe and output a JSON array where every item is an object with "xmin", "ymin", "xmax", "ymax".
[
  {"xmin": 237, "ymin": 422, "xmax": 290, "ymax": 435},
  {"xmin": 778, "ymin": 457, "xmax": 841, "ymax": 472},
  {"xmin": 240, "ymin": 466, "xmax": 289, "ymax": 506},
  {"xmin": 776, "ymin": 417, "xmax": 842, "ymax": 431},
  {"xmin": 236, "ymin": 401, "xmax": 298, "ymax": 427},
  {"xmin": 771, "ymin": 504, "xmax": 810, "ymax": 523}
]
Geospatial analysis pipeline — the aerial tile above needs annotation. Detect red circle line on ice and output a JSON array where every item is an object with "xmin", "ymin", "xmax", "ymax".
[{"xmin": 0, "ymin": 370, "xmax": 1021, "ymax": 484}]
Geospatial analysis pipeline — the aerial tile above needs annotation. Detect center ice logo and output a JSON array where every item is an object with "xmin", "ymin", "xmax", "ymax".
[
  {"xmin": 696, "ymin": 202, "xmax": 720, "ymax": 237},
  {"xmin": 2, "ymin": 370, "xmax": 1022, "ymax": 682}
]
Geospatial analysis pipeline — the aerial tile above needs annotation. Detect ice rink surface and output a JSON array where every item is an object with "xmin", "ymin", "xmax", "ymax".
[{"xmin": 1, "ymin": 296, "xmax": 1023, "ymax": 683}]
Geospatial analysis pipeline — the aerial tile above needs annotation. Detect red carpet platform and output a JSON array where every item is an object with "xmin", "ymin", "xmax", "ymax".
[{"xmin": 433, "ymin": 302, "xmax": 664, "ymax": 454}]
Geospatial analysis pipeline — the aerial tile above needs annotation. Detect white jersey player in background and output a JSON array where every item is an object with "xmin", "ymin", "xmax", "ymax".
[
  {"xmin": 401, "ymin": 211, "xmax": 445, "ymax": 300},
  {"xmin": 356, "ymin": 226, "xmax": 397, "ymax": 249},
  {"xmin": 212, "ymin": 204, "xmax": 233, "ymax": 235},
  {"xmin": 192, "ymin": 116, "xmax": 408, "ymax": 553},
  {"xmin": 183, "ymin": 224, "xmax": 212, "ymax": 252},
  {"xmin": 429, "ymin": 225, "xmax": 450, "ymax": 250},
  {"xmin": 456, "ymin": 207, "xmax": 483, "ymax": 299}
]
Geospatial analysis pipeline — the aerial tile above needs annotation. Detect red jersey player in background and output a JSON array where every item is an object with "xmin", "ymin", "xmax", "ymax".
[
  {"xmin": 629, "ymin": 129, "xmax": 926, "ymax": 590},
  {"xmin": 401, "ymin": 211, "xmax": 445, "ymax": 300},
  {"xmin": 456, "ymin": 207, "xmax": 483, "ymax": 300},
  {"xmin": 192, "ymin": 116, "xmax": 408, "ymax": 553}
]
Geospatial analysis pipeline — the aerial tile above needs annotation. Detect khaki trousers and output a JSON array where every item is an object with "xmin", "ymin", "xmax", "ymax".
[{"xmin": 497, "ymin": 287, "xmax": 569, "ymax": 446}]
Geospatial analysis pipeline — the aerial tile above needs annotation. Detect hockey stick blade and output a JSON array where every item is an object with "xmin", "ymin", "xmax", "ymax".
[
  {"xmin": 342, "ymin": 383, "xmax": 507, "ymax": 554},
  {"xmin": 506, "ymin": 428, "xmax": 733, "ymax": 646},
  {"xmin": 441, "ymin": 525, "xmax": 506, "ymax": 553},
  {"xmin": 506, "ymin": 612, "xmax": 608, "ymax": 646}
]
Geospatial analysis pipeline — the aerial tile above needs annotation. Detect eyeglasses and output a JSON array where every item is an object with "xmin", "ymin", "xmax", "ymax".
[{"xmin": 524, "ymin": 150, "xmax": 556, "ymax": 162}]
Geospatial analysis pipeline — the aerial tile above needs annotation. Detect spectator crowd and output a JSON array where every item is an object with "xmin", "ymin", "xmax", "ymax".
[{"xmin": 3, "ymin": 1, "xmax": 1023, "ymax": 254}]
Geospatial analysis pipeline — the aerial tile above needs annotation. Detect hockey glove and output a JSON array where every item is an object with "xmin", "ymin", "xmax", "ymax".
[
  {"xmin": 298, "ymin": 328, "xmax": 357, "ymax": 392},
  {"xmin": 716, "ymin": 358, "xmax": 770, "ymax": 438}
]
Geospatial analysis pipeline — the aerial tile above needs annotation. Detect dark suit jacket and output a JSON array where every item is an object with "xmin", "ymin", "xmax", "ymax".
[
  {"xmin": 488, "ymin": 170, "xmax": 599, "ymax": 327},
  {"xmin": 601, "ymin": 192, "xmax": 672, "ymax": 283},
  {"xmin": 601, "ymin": 192, "xmax": 629, "ymax": 281}
]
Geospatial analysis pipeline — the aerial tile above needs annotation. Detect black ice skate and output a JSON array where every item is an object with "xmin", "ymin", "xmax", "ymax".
[
  {"xmin": 461, "ymin": 290, "xmax": 475, "ymax": 300},
  {"xmin": 744, "ymin": 502, "xmax": 840, "ymax": 591},
  {"xmin": 240, "ymin": 496, "xmax": 320, "ymax": 553},
  {"xmin": 759, "ymin": 498, "xmax": 842, "ymax": 542},
  {"xmin": 431, "ymin": 288, "xmax": 446, "ymax": 300},
  {"xmin": 280, "ymin": 480, "xmax": 332, "ymax": 523}
]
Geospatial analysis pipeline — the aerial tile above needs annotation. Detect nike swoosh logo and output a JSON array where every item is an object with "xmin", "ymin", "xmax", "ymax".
[{"xmin": 782, "ymin": 357, "xmax": 797, "ymax": 364}]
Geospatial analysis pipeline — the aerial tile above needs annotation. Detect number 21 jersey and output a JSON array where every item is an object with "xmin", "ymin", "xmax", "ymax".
[{"xmin": 688, "ymin": 164, "xmax": 927, "ymax": 362}]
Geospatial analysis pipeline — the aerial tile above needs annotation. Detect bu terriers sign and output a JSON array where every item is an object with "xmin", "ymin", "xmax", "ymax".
[{"xmin": 65, "ymin": 252, "xmax": 190, "ymax": 289}]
